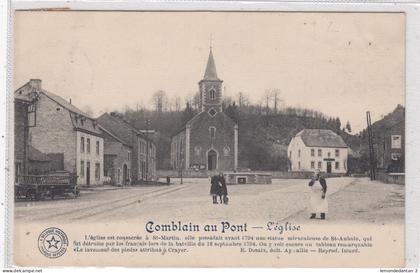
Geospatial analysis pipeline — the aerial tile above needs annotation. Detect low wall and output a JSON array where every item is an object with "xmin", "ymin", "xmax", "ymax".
[
  {"xmin": 157, "ymin": 170, "xmax": 347, "ymax": 179},
  {"xmin": 225, "ymin": 173, "xmax": 272, "ymax": 184},
  {"xmin": 376, "ymin": 170, "xmax": 405, "ymax": 185}
]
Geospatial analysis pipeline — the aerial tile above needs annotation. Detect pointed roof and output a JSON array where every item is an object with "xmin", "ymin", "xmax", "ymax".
[{"xmin": 203, "ymin": 49, "xmax": 220, "ymax": 81}]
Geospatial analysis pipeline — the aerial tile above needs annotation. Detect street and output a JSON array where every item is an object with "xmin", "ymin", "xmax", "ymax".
[{"xmin": 15, "ymin": 177, "xmax": 404, "ymax": 225}]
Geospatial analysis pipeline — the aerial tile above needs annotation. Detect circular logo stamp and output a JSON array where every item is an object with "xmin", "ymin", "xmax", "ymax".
[{"xmin": 38, "ymin": 227, "xmax": 68, "ymax": 258}]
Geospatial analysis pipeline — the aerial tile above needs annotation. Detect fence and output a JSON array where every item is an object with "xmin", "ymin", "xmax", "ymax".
[{"xmin": 376, "ymin": 169, "xmax": 405, "ymax": 185}]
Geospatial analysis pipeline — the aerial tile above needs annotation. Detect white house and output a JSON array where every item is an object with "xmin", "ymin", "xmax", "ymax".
[{"xmin": 287, "ymin": 129, "xmax": 348, "ymax": 174}]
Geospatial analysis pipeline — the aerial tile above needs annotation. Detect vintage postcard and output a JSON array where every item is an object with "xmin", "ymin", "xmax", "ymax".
[{"xmin": 11, "ymin": 10, "xmax": 406, "ymax": 267}]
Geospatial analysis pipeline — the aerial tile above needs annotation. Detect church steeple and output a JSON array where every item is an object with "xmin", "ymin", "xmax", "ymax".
[
  {"xmin": 199, "ymin": 48, "xmax": 223, "ymax": 112},
  {"xmin": 203, "ymin": 49, "xmax": 220, "ymax": 81}
]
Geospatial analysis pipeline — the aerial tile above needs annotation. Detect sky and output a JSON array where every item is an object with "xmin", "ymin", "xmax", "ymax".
[{"xmin": 14, "ymin": 11, "xmax": 405, "ymax": 133}]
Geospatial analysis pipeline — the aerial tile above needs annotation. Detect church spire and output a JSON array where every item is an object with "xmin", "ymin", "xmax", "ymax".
[{"xmin": 203, "ymin": 48, "xmax": 219, "ymax": 81}]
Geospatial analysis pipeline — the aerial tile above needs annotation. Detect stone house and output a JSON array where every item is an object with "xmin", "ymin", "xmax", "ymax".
[
  {"xmin": 376, "ymin": 105, "xmax": 405, "ymax": 173},
  {"xmin": 288, "ymin": 129, "xmax": 349, "ymax": 174},
  {"xmin": 97, "ymin": 113, "xmax": 156, "ymax": 182},
  {"xmin": 171, "ymin": 49, "xmax": 238, "ymax": 171},
  {"xmin": 100, "ymin": 125, "xmax": 132, "ymax": 186},
  {"xmin": 15, "ymin": 79, "xmax": 104, "ymax": 186},
  {"xmin": 14, "ymin": 90, "xmax": 34, "ymax": 177}
]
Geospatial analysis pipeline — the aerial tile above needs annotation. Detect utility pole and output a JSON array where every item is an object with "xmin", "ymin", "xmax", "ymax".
[
  {"xmin": 145, "ymin": 119, "xmax": 151, "ymax": 182},
  {"xmin": 366, "ymin": 111, "xmax": 376, "ymax": 180},
  {"xmin": 179, "ymin": 145, "xmax": 183, "ymax": 185}
]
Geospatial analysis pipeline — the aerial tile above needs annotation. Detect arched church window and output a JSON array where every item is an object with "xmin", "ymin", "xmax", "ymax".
[
  {"xmin": 194, "ymin": 146, "xmax": 202, "ymax": 156},
  {"xmin": 209, "ymin": 88, "xmax": 216, "ymax": 100},
  {"xmin": 223, "ymin": 146, "xmax": 231, "ymax": 156},
  {"xmin": 209, "ymin": 127, "xmax": 216, "ymax": 139}
]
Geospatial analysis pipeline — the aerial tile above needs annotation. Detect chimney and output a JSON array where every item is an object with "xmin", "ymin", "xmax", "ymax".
[
  {"xmin": 29, "ymin": 79, "xmax": 42, "ymax": 90},
  {"xmin": 69, "ymin": 98, "xmax": 72, "ymax": 104}
]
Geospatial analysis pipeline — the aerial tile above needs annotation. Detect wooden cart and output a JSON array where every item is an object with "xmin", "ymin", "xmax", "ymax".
[{"xmin": 15, "ymin": 172, "xmax": 79, "ymax": 201}]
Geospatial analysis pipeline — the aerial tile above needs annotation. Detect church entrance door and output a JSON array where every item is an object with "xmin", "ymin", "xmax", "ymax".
[{"xmin": 207, "ymin": 150, "xmax": 217, "ymax": 170}]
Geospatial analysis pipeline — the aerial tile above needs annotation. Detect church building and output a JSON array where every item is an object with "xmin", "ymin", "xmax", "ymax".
[{"xmin": 171, "ymin": 49, "xmax": 238, "ymax": 171}]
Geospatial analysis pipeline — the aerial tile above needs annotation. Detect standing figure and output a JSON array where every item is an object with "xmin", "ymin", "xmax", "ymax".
[
  {"xmin": 210, "ymin": 175, "xmax": 221, "ymax": 204},
  {"xmin": 308, "ymin": 169, "xmax": 328, "ymax": 220},
  {"xmin": 218, "ymin": 172, "xmax": 228, "ymax": 205}
]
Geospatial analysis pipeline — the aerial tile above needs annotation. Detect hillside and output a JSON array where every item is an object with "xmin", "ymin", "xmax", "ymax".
[{"xmin": 116, "ymin": 104, "xmax": 362, "ymax": 171}]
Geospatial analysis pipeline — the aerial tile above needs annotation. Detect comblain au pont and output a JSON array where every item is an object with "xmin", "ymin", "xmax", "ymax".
[{"xmin": 145, "ymin": 221, "xmax": 247, "ymax": 233}]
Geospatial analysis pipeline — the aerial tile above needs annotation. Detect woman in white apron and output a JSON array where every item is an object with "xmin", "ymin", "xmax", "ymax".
[{"xmin": 308, "ymin": 169, "xmax": 328, "ymax": 220}]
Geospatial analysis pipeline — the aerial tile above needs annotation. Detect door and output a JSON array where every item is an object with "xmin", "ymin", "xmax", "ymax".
[
  {"xmin": 326, "ymin": 162, "xmax": 332, "ymax": 174},
  {"xmin": 123, "ymin": 164, "xmax": 128, "ymax": 184},
  {"xmin": 86, "ymin": 162, "xmax": 91, "ymax": 186},
  {"xmin": 207, "ymin": 150, "xmax": 217, "ymax": 170}
]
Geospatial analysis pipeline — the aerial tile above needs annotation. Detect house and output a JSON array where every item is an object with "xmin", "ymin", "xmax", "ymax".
[
  {"xmin": 288, "ymin": 129, "xmax": 349, "ymax": 174},
  {"xmin": 97, "ymin": 112, "xmax": 157, "ymax": 182},
  {"xmin": 99, "ymin": 125, "xmax": 133, "ymax": 186},
  {"xmin": 375, "ymin": 105, "xmax": 405, "ymax": 173},
  {"xmin": 171, "ymin": 48, "xmax": 238, "ymax": 171},
  {"xmin": 15, "ymin": 79, "xmax": 104, "ymax": 186},
  {"xmin": 14, "ymin": 88, "xmax": 35, "ymax": 177}
]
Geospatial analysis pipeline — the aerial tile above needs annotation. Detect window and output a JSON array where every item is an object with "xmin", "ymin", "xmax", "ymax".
[
  {"xmin": 391, "ymin": 153, "xmax": 401, "ymax": 161},
  {"xmin": 96, "ymin": 141, "xmax": 100, "ymax": 155},
  {"xmin": 327, "ymin": 152, "xmax": 331, "ymax": 158},
  {"xmin": 223, "ymin": 146, "xmax": 231, "ymax": 156},
  {"xmin": 87, "ymin": 138, "xmax": 91, "ymax": 153},
  {"xmin": 208, "ymin": 108, "xmax": 217, "ymax": 117},
  {"xmin": 311, "ymin": 161, "xmax": 315, "ymax": 169},
  {"xmin": 81, "ymin": 137, "xmax": 85, "ymax": 153},
  {"xmin": 15, "ymin": 162, "xmax": 22, "ymax": 182},
  {"xmin": 80, "ymin": 161, "xmax": 85, "ymax": 177},
  {"xmin": 210, "ymin": 127, "xmax": 216, "ymax": 139},
  {"xmin": 318, "ymin": 161, "xmax": 322, "ymax": 169},
  {"xmin": 391, "ymin": 135, "xmax": 402, "ymax": 149},
  {"xmin": 335, "ymin": 149, "xmax": 340, "ymax": 157},
  {"xmin": 128, "ymin": 151, "xmax": 131, "ymax": 161},
  {"xmin": 298, "ymin": 149, "xmax": 301, "ymax": 157},
  {"xmin": 335, "ymin": 161, "xmax": 340, "ymax": 170},
  {"xmin": 194, "ymin": 146, "xmax": 202, "ymax": 156},
  {"xmin": 209, "ymin": 88, "xmax": 216, "ymax": 100},
  {"xmin": 298, "ymin": 161, "xmax": 301, "ymax": 169},
  {"xmin": 311, "ymin": 149, "xmax": 315, "ymax": 156},
  {"xmin": 95, "ymin": 163, "xmax": 100, "ymax": 181},
  {"xmin": 318, "ymin": 149, "xmax": 322, "ymax": 157}
]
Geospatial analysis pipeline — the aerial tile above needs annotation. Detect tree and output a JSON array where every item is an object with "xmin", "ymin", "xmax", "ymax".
[
  {"xmin": 263, "ymin": 90, "xmax": 273, "ymax": 115},
  {"xmin": 345, "ymin": 121, "xmax": 352, "ymax": 133},
  {"xmin": 225, "ymin": 102, "xmax": 239, "ymax": 123},
  {"xmin": 237, "ymin": 92, "xmax": 249, "ymax": 108},
  {"xmin": 151, "ymin": 90, "xmax": 168, "ymax": 113},
  {"xmin": 173, "ymin": 96, "xmax": 182, "ymax": 112},
  {"xmin": 271, "ymin": 89, "xmax": 282, "ymax": 114},
  {"xmin": 181, "ymin": 102, "xmax": 195, "ymax": 125},
  {"xmin": 191, "ymin": 92, "xmax": 201, "ymax": 111}
]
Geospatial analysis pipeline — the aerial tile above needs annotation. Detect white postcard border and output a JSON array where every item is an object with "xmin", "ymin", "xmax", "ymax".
[{"xmin": 2, "ymin": 0, "xmax": 420, "ymax": 268}]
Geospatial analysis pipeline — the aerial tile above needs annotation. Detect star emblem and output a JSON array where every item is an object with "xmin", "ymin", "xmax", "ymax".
[{"xmin": 46, "ymin": 235, "xmax": 60, "ymax": 249}]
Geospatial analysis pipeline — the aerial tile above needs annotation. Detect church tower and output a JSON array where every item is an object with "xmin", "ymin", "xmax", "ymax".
[
  {"xmin": 171, "ymin": 47, "xmax": 238, "ymax": 172},
  {"xmin": 199, "ymin": 48, "xmax": 223, "ymax": 113}
]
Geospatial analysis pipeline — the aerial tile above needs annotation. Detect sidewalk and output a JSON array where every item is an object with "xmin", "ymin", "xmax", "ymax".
[{"xmin": 78, "ymin": 185, "xmax": 129, "ymax": 193}]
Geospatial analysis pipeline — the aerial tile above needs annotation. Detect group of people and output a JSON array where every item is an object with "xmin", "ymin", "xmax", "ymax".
[
  {"xmin": 210, "ymin": 172, "xmax": 228, "ymax": 204},
  {"xmin": 207, "ymin": 169, "xmax": 328, "ymax": 219}
]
